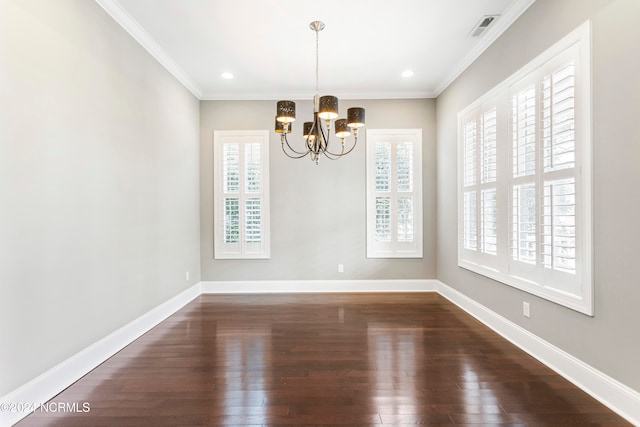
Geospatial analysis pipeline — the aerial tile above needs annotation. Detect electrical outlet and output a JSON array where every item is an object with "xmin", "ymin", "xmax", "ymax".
[
  {"xmin": 186, "ymin": 271, "xmax": 190, "ymax": 281},
  {"xmin": 523, "ymin": 301, "xmax": 530, "ymax": 318},
  {"xmin": 337, "ymin": 264, "xmax": 344, "ymax": 273}
]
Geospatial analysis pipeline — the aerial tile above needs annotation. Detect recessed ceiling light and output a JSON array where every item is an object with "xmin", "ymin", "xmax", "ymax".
[
  {"xmin": 221, "ymin": 72, "xmax": 234, "ymax": 79},
  {"xmin": 401, "ymin": 70, "xmax": 414, "ymax": 78}
]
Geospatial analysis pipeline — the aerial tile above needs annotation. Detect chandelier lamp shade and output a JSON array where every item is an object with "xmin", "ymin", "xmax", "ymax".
[{"xmin": 275, "ymin": 21, "xmax": 365, "ymax": 165}]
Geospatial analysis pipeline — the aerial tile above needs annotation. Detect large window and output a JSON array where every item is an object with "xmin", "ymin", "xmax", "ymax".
[
  {"xmin": 366, "ymin": 129, "xmax": 423, "ymax": 258},
  {"xmin": 458, "ymin": 22, "xmax": 592, "ymax": 314},
  {"xmin": 214, "ymin": 130, "xmax": 270, "ymax": 259}
]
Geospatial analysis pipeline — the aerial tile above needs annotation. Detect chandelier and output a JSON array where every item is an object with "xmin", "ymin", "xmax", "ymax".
[{"xmin": 275, "ymin": 21, "xmax": 366, "ymax": 165}]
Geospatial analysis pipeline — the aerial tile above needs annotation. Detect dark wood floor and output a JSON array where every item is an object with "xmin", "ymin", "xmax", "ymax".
[{"xmin": 17, "ymin": 293, "xmax": 630, "ymax": 426}]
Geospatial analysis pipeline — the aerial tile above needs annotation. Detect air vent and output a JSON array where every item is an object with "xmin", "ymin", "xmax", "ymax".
[{"xmin": 470, "ymin": 15, "xmax": 499, "ymax": 37}]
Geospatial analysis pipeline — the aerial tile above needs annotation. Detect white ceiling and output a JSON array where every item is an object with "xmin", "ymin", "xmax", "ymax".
[{"xmin": 96, "ymin": 0, "xmax": 534, "ymax": 100}]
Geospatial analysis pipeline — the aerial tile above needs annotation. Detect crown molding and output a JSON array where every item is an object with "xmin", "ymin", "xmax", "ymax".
[
  {"xmin": 433, "ymin": 0, "xmax": 536, "ymax": 97},
  {"xmin": 199, "ymin": 90, "xmax": 438, "ymax": 101},
  {"xmin": 93, "ymin": 0, "xmax": 203, "ymax": 99}
]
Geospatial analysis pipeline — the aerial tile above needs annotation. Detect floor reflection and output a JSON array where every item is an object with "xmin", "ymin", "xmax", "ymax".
[
  {"xmin": 212, "ymin": 321, "xmax": 270, "ymax": 423},
  {"xmin": 367, "ymin": 323, "xmax": 421, "ymax": 417}
]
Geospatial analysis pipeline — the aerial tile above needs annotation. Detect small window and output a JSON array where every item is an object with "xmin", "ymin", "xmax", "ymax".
[
  {"xmin": 214, "ymin": 130, "xmax": 270, "ymax": 259},
  {"xmin": 366, "ymin": 129, "xmax": 423, "ymax": 258}
]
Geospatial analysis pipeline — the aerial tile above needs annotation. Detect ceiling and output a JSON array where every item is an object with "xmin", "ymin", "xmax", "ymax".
[{"xmin": 95, "ymin": 0, "xmax": 534, "ymax": 100}]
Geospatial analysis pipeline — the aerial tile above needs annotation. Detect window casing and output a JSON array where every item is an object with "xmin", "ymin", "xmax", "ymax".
[
  {"xmin": 366, "ymin": 129, "xmax": 423, "ymax": 258},
  {"xmin": 458, "ymin": 21, "xmax": 592, "ymax": 315},
  {"xmin": 214, "ymin": 130, "xmax": 270, "ymax": 259}
]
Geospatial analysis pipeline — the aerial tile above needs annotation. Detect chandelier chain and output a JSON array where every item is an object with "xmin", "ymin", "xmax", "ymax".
[{"xmin": 315, "ymin": 28, "xmax": 319, "ymax": 97}]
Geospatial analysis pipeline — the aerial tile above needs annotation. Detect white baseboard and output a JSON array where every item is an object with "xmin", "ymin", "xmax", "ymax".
[
  {"xmin": 435, "ymin": 280, "xmax": 640, "ymax": 426},
  {"xmin": 3, "ymin": 279, "xmax": 638, "ymax": 427},
  {"xmin": 200, "ymin": 279, "xmax": 438, "ymax": 294},
  {"xmin": 0, "ymin": 283, "xmax": 201, "ymax": 427}
]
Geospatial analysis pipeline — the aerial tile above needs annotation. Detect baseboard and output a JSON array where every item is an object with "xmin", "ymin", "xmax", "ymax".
[
  {"xmin": 435, "ymin": 280, "xmax": 640, "ymax": 426},
  {"xmin": 0, "ymin": 283, "xmax": 201, "ymax": 427},
  {"xmin": 0, "ymin": 279, "xmax": 433, "ymax": 426},
  {"xmin": 200, "ymin": 279, "xmax": 439, "ymax": 294},
  {"xmin": 3, "ymin": 279, "xmax": 638, "ymax": 427}
]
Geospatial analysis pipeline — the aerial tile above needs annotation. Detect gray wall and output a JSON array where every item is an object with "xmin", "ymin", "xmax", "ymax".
[
  {"xmin": 437, "ymin": 0, "xmax": 640, "ymax": 390},
  {"xmin": 200, "ymin": 99, "xmax": 436, "ymax": 282},
  {"xmin": 0, "ymin": 0, "xmax": 201, "ymax": 396}
]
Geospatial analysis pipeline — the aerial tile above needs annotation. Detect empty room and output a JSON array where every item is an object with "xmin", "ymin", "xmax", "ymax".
[{"xmin": 1, "ymin": 0, "xmax": 639, "ymax": 425}]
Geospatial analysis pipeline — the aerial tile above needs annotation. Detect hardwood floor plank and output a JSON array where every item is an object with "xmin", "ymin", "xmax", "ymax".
[{"xmin": 15, "ymin": 293, "xmax": 631, "ymax": 426}]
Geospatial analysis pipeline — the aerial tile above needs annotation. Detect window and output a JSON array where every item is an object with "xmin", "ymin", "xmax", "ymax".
[
  {"xmin": 366, "ymin": 129, "xmax": 423, "ymax": 258},
  {"xmin": 214, "ymin": 130, "xmax": 270, "ymax": 259},
  {"xmin": 458, "ymin": 21, "xmax": 592, "ymax": 315},
  {"xmin": 460, "ymin": 102, "xmax": 499, "ymax": 265}
]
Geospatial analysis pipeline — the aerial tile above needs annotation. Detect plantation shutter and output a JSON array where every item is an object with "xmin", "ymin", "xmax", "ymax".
[
  {"xmin": 460, "ymin": 101, "xmax": 498, "ymax": 267},
  {"xmin": 215, "ymin": 131, "xmax": 270, "ymax": 259},
  {"xmin": 538, "ymin": 48, "xmax": 581, "ymax": 295},
  {"xmin": 509, "ymin": 76, "xmax": 539, "ymax": 279},
  {"xmin": 457, "ymin": 22, "xmax": 591, "ymax": 314},
  {"xmin": 367, "ymin": 130, "xmax": 423, "ymax": 258},
  {"xmin": 506, "ymin": 46, "xmax": 580, "ymax": 292},
  {"xmin": 462, "ymin": 114, "xmax": 478, "ymax": 252}
]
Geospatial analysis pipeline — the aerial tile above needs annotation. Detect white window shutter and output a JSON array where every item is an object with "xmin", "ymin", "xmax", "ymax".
[
  {"xmin": 457, "ymin": 21, "xmax": 592, "ymax": 315},
  {"xmin": 366, "ymin": 129, "xmax": 422, "ymax": 258},
  {"xmin": 214, "ymin": 130, "xmax": 270, "ymax": 259}
]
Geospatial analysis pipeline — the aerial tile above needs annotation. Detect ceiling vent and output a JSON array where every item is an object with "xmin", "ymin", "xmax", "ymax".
[{"xmin": 470, "ymin": 15, "xmax": 499, "ymax": 37}]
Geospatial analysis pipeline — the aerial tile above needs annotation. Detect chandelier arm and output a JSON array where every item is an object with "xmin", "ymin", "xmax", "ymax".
[
  {"xmin": 322, "ymin": 138, "xmax": 342, "ymax": 156},
  {"xmin": 321, "ymin": 150, "xmax": 341, "ymax": 160},
  {"xmin": 311, "ymin": 113, "xmax": 321, "ymax": 133},
  {"xmin": 282, "ymin": 133, "xmax": 311, "ymax": 156},
  {"xmin": 319, "ymin": 119, "xmax": 330, "ymax": 149},
  {"xmin": 310, "ymin": 114, "xmax": 324, "ymax": 157},
  {"xmin": 324, "ymin": 136, "xmax": 359, "ymax": 157},
  {"xmin": 283, "ymin": 150, "xmax": 311, "ymax": 160},
  {"xmin": 281, "ymin": 141, "xmax": 311, "ymax": 159}
]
